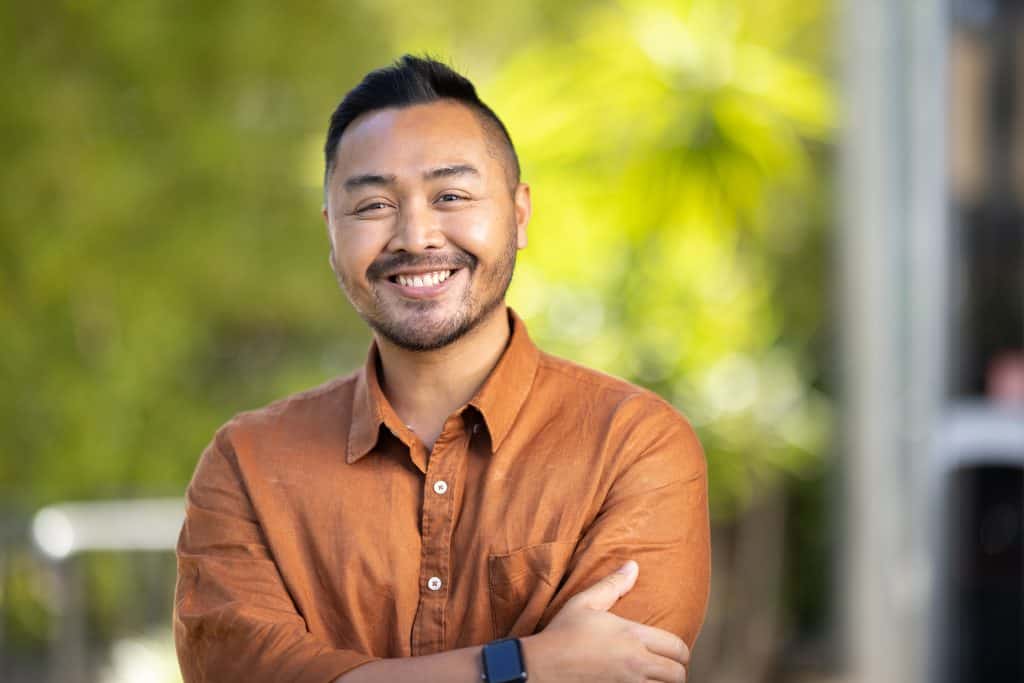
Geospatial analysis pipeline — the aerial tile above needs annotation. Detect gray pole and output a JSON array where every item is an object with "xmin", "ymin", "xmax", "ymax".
[
  {"xmin": 50, "ymin": 558, "xmax": 87, "ymax": 683},
  {"xmin": 838, "ymin": 0, "xmax": 948, "ymax": 681}
]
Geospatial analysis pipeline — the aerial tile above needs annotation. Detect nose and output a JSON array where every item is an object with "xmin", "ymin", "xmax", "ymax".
[{"xmin": 387, "ymin": 198, "xmax": 445, "ymax": 253}]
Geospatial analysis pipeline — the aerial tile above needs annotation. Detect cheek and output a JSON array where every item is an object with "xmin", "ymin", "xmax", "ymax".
[
  {"xmin": 444, "ymin": 207, "xmax": 511, "ymax": 257},
  {"xmin": 333, "ymin": 225, "xmax": 388, "ymax": 277}
]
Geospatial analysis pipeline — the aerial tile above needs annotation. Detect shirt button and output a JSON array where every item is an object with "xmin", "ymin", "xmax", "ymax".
[
  {"xmin": 433, "ymin": 480, "xmax": 448, "ymax": 495},
  {"xmin": 427, "ymin": 576, "xmax": 443, "ymax": 591}
]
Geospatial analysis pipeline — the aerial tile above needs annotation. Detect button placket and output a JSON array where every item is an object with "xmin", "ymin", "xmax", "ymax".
[{"xmin": 412, "ymin": 428, "xmax": 461, "ymax": 655}]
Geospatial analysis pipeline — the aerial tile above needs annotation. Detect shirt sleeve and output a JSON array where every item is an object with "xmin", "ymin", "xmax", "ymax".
[
  {"xmin": 537, "ymin": 395, "xmax": 711, "ymax": 649},
  {"xmin": 173, "ymin": 425, "xmax": 380, "ymax": 683}
]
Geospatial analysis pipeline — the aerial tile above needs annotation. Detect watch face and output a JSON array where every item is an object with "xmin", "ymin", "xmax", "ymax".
[{"xmin": 484, "ymin": 638, "xmax": 527, "ymax": 682}]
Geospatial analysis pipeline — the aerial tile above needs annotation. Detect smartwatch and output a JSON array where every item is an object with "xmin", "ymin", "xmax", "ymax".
[{"xmin": 481, "ymin": 637, "xmax": 528, "ymax": 682}]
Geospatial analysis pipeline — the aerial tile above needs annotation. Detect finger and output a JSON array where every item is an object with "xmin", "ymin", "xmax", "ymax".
[
  {"xmin": 570, "ymin": 560, "xmax": 639, "ymax": 611},
  {"xmin": 641, "ymin": 652, "xmax": 686, "ymax": 682},
  {"xmin": 626, "ymin": 622, "xmax": 689, "ymax": 665}
]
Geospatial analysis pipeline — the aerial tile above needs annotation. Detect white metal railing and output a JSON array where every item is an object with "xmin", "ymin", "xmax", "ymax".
[
  {"xmin": 25, "ymin": 498, "xmax": 184, "ymax": 683},
  {"xmin": 31, "ymin": 499, "xmax": 184, "ymax": 560}
]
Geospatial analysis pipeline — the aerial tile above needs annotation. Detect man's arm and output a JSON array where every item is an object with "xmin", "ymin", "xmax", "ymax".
[
  {"xmin": 337, "ymin": 561, "xmax": 690, "ymax": 683},
  {"xmin": 173, "ymin": 425, "xmax": 380, "ymax": 683},
  {"xmin": 537, "ymin": 394, "xmax": 711, "ymax": 648}
]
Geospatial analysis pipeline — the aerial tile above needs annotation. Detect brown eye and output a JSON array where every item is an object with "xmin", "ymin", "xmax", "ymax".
[{"xmin": 357, "ymin": 201, "xmax": 389, "ymax": 213}]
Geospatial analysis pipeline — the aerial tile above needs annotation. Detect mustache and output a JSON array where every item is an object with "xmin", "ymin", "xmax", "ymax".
[{"xmin": 366, "ymin": 250, "xmax": 476, "ymax": 280}]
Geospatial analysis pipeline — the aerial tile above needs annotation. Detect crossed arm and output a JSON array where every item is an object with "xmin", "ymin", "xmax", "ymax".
[
  {"xmin": 336, "ymin": 558, "xmax": 694, "ymax": 683},
  {"xmin": 174, "ymin": 407, "xmax": 709, "ymax": 682}
]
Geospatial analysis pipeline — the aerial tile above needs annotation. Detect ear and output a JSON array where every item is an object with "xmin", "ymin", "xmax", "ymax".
[
  {"xmin": 322, "ymin": 204, "xmax": 337, "ymax": 248},
  {"xmin": 322, "ymin": 205, "xmax": 338, "ymax": 275},
  {"xmin": 513, "ymin": 182, "xmax": 531, "ymax": 249}
]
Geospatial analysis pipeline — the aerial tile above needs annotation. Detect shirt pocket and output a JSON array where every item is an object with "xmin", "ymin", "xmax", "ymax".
[{"xmin": 487, "ymin": 540, "xmax": 577, "ymax": 639}]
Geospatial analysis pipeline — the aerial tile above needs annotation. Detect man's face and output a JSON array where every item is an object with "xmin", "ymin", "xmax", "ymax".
[{"xmin": 323, "ymin": 100, "xmax": 530, "ymax": 351}]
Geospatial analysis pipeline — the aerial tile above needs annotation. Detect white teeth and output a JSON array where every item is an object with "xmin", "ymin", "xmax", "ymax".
[{"xmin": 395, "ymin": 270, "xmax": 452, "ymax": 288}]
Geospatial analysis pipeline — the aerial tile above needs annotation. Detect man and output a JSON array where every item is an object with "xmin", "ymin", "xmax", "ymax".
[{"xmin": 174, "ymin": 55, "xmax": 710, "ymax": 683}]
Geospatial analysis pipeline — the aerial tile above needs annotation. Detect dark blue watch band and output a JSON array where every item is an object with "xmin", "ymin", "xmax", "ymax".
[{"xmin": 481, "ymin": 637, "xmax": 528, "ymax": 682}]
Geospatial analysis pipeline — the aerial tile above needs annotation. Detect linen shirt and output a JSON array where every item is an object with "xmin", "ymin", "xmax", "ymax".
[{"xmin": 173, "ymin": 310, "xmax": 710, "ymax": 682}]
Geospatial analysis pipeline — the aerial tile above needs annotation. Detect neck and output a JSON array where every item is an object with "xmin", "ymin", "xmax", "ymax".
[{"xmin": 375, "ymin": 305, "xmax": 511, "ymax": 449}]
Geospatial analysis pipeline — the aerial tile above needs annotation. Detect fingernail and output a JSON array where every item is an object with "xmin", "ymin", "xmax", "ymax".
[{"xmin": 615, "ymin": 561, "xmax": 634, "ymax": 574}]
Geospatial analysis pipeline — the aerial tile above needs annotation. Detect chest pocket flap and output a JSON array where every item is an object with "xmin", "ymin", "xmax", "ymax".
[{"xmin": 488, "ymin": 540, "xmax": 577, "ymax": 639}]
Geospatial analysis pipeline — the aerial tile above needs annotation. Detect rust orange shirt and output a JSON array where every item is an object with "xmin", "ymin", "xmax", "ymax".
[{"xmin": 173, "ymin": 310, "xmax": 710, "ymax": 682}]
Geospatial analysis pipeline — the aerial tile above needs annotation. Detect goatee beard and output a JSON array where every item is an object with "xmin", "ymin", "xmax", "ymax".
[{"xmin": 368, "ymin": 289, "xmax": 504, "ymax": 352}]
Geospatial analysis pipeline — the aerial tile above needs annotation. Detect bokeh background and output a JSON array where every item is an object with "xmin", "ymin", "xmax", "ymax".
[{"xmin": 2, "ymin": 1, "xmax": 1022, "ymax": 682}]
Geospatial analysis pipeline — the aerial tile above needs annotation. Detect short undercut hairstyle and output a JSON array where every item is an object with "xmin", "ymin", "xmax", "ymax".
[{"xmin": 323, "ymin": 55, "xmax": 521, "ymax": 192}]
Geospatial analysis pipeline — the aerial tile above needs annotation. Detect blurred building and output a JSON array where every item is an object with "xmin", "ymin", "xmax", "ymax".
[{"xmin": 841, "ymin": 0, "xmax": 1024, "ymax": 681}]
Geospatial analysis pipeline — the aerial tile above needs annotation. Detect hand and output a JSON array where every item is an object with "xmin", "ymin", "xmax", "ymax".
[{"xmin": 522, "ymin": 561, "xmax": 689, "ymax": 683}]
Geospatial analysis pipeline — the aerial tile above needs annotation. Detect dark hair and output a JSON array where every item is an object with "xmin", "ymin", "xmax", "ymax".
[{"xmin": 323, "ymin": 54, "xmax": 520, "ymax": 189}]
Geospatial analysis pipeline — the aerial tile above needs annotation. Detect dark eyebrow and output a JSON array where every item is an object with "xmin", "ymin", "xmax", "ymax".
[
  {"xmin": 423, "ymin": 164, "xmax": 480, "ymax": 180},
  {"xmin": 342, "ymin": 165, "xmax": 479, "ymax": 192},
  {"xmin": 343, "ymin": 173, "xmax": 397, "ymax": 191}
]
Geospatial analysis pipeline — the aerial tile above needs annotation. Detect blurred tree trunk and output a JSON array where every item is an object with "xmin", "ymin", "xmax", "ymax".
[{"xmin": 691, "ymin": 487, "xmax": 787, "ymax": 682}]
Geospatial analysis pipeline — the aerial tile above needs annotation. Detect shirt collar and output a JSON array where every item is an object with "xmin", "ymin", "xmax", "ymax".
[{"xmin": 346, "ymin": 307, "xmax": 539, "ymax": 464}]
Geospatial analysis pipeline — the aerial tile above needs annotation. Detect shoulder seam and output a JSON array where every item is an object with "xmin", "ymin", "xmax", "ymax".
[{"xmin": 536, "ymin": 354, "xmax": 648, "ymax": 397}]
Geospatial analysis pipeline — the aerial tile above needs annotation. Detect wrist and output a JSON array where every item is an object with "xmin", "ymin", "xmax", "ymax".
[{"xmin": 518, "ymin": 633, "xmax": 554, "ymax": 683}]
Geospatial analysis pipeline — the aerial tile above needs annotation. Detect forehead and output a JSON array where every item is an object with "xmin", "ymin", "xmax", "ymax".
[{"xmin": 332, "ymin": 101, "xmax": 494, "ymax": 181}]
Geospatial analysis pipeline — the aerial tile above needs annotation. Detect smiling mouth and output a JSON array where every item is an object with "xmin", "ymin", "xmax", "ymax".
[{"xmin": 387, "ymin": 269, "xmax": 456, "ymax": 288}]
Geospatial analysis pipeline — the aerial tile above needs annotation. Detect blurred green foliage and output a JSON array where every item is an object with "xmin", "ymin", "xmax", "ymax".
[
  {"xmin": 496, "ymin": 0, "xmax": 835, "ymax": 516},
  {"xmin": 0, "ymin": 0, "xmax": 834, "ymax": 653}
]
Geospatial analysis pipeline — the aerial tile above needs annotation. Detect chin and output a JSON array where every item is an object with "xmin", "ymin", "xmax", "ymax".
[
  {"xmin": 373, "ymin": 304, "xmax": 491, "ymax": 352},
  {"xmin": 377, "ymin": 323, "xmax": 471, "ymax": 352}
]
